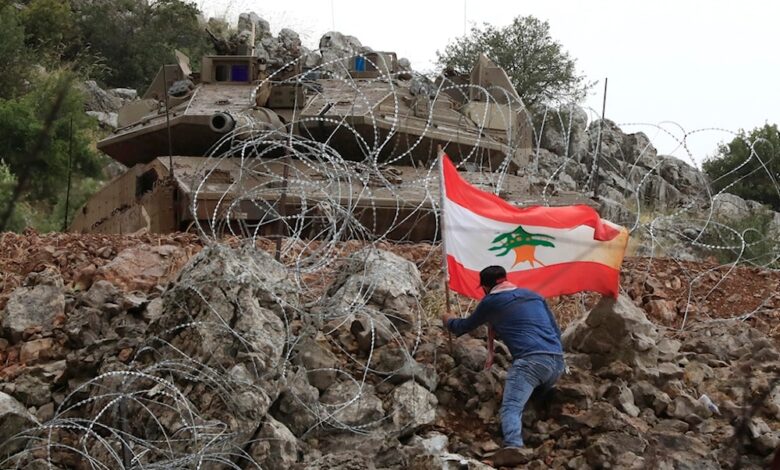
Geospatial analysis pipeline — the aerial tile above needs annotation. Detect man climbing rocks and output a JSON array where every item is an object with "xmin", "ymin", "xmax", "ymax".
[{"xmin": 441, "ymin": 265, "xmax": 565, "ymax": 463}]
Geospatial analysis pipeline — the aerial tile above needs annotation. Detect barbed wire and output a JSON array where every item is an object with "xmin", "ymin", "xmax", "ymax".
[{"xmin": 3, "ymin": 48, "xmax": 779, "ymax": 468}]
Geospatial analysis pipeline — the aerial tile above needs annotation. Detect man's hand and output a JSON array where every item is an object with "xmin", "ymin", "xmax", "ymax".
[{"xmin": 441, "ymin": 312, "xmax": 456, "ymax": 330}]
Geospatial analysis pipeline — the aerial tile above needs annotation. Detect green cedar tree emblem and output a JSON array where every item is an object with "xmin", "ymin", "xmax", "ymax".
[{"xmin": 489, "ymin": 225, "xmax": 556, "ymax": 268}]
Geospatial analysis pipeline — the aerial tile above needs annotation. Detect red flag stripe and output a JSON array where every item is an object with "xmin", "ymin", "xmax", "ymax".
[
  {"xmin": 447, "ymin": 255, "xmax": 621, "ymax": 300},
  {"xmin": 441, "ymin": 155, "xmax": 620, "ymax": 241}
]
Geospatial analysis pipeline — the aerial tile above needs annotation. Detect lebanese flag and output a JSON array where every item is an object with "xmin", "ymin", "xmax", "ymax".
[{"xmin": 440, "ymin": 153, "xmax": 629, "ymax": 300}]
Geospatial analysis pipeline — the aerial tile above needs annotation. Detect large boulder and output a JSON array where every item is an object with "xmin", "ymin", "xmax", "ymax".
[
  {"xmin": 1, "ymin": 268, "xmax": 65, "ymax": 343},
  {"xmin": 320, "ymin": 381, "xmax": 384, "ymax": 429},
  {"xmin": 390, "ymin": 380, "xmax": 438, "ymax": 436},
  {"xmin": 319, "ymin": 31, "xmax": 364, "ymax": 76},
  {"xmin": 540, "ymin": 104, "xmax": 589, "ymax": 160},
  {"xmin": 562, "ymin": 295, "xmax": 660, "ymax": 372},
  {"xmin": 711, "ymin": 192, "xmax": 751, "ymax": 221},
  {"xmin": 80, "ymin": 80, "xmax": 122, "ymax": 114},
  {"xmin": 142, "ymin": 244, "xmax": 295, "ymax": 452},
  {"xmin": 326, "ymin": 248, "xmax": 423, "ymax": 329}
]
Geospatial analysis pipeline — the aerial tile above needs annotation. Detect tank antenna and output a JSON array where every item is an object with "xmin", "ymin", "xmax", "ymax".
[
  {"xmin": 162, "ymin": 62, "xmax": 174, "ymax": 180},
  {"xmin": 592, "ymin": 77, "xmax": 608, "ymax": 198}
]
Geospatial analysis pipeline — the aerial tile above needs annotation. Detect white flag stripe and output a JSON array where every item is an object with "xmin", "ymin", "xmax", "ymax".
[{"xmin": 443, "ymin": 197, "xmax": 627, "ymax": 272}]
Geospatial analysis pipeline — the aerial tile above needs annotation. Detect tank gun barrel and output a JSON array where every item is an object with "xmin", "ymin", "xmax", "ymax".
[{"xmin": 209, "ymin": 112, "xmax": 235, "ymax": 134}]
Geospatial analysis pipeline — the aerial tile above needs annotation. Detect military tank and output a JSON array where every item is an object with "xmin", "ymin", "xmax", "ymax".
[{"xmin": 70, "ymin": 45, "xmax": 587, "ymax": 240}]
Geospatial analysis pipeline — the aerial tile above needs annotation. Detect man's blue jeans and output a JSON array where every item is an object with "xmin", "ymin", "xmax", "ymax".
[{"xmin": 501, "ymin": 353, "xmax": 565, "ymax": 447}]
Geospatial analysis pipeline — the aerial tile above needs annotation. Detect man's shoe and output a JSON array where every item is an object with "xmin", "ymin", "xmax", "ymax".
[{"xmin": 491, "ymin": 446, "xmax": 534, "ymax": 467}]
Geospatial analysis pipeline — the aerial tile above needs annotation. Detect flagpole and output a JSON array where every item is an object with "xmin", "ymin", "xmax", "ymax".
[{"xmin": 437, "ymin": 146, "xmax": 454, "ymax": 354}]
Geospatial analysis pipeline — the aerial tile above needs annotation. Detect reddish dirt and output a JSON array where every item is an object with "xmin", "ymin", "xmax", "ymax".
[
  {"xmin": 1, "ymin": 231, "xmax": 778, "ymax": 465},
  {"xmin": 1, "ymin": 231, "xmax": 779, "ymax": 337}
]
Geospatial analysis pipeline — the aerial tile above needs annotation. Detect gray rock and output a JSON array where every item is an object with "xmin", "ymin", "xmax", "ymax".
[
  {"xmin": 148, "ymin": 244, "xmax": 294, "ymax": 438},
  {"xmin": 747, "ymin": 416, "xmax": 771, "ymax": 439},
  {"xmin": 317, "ymin": 432, "xmax": 404, "ymax": 468},
  {"xmin": 320, "ymin": 381, "xmax": 384, "ymax": 428},
  {"xmin": 411, "ymin": 452, "xmax": 495, "ymax": 470},
  {"xmin": 680, "ymin": 319, "xmax": 768, "ymax": 362},
  {"xmin": 666, "ymin": 393, "xmax": 710, "ymax": 424},
  {"xmin": 555, "ymin": 380, "xmax": 596, "ymax": 410},
  {"xmin": 615, "ymin": 382, "xmax": 640, "ymax": 417},
  {"xmin": 80, "ymin": 80, "xmax": 122, "ymax": 113},
  {"xmin": 0, "ymin": 392, "xmax": 39, "ymax": 456},
  {"xmin": 390, "ymin": 380, "xmax": 437, "ymax": 436},
  {"xmin": 272, "ymin": 367, "xmax": 321, "ymax": 437},
  {"xmin": 598, "ymin": 196, "xmax": 637, "ymax": 226},
  {"xmin": 238, "ymin": 12, "xmax": 271, "ymax": 36},
  {"xmin": 408, "ymin": 432, "xmax": 449, "ymax": 454},
  {"xmin": 452, "ymin": 337, "xmax": 488, "ymax": 372},
  {"xmin": 2, "ymin": 268, "xmax": 65, "ymax": 342},
  {"xmin": 653, "ymin": 419, "xmax": 690, "ymax": 433},
  {"xmin": 646, "ymin": 431, "xmax": 713, "ymax": 468},
  {"xmin": 348, "ymin": 308, "xmax": 397, "ymax": 352},
  {"xmin": 540, "ymin": 104, "xmax": 589, "ymax": 160},
  {"xmin": 753, "ymin": 430, "xmax": 780, "ymax": 456},
  {"xmin": 373, "ymin": 346, "xmax": 438, "ymax": 391},
  {"xmin": 327, "ymin": 248, "xmax": 423, "ymax": 329},
  {"xmin": 657, "ymin": 155, "xmax": 706, "ymax": 199},
  {"xmin": 564, "ymin": 402, "xmax": 639, "ymax": 434},
  {"xmin": 302, "ymin": 451, "xmax": 375, "ymax": 470},
  {"xmin": 249, "ymin": 416, "xmax": 298, "ymax": 468},
  {"xmin": 82, "ymin": 280, "xmax": 119, "ymax": 309},
  {"xmin": 584, "ymin": 432, "xmax": 647, "ymax": 467},
  {"xmin": 562, "ymin": 295, "xmax": 660, "ymax": 371},
  {"xmin": 712, "ymin": 192, "xmax": 751, "ymax": 221},
  {"xmin": 86, "ymin": 111, "xmax": 118, "ymax": 129},
  {"xmin": 4, "ymin": 373, "xmax": 51, "ymax": 407},
  {"xmin": 292, "ymin": 335, "xmax": 338, "ymax": 392},
  {"xmin": 319, "ymin": 31, "xmax": 363, "ymax": 77},
  {"xmin": 630, "ymin": 380, "xmax": 663, "ymax": 409},
  {"xmin": 109, "ymin": 88, "xmax": 137, "ymax": 101}
]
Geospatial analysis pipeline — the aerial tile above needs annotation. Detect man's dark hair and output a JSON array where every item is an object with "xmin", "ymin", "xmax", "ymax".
[{"xmin": 479, "ymin": 265, "xmax": 507, "ymax": 290}]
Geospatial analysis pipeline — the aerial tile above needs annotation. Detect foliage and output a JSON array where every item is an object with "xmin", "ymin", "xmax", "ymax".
[
  {"xmin": 0, "ymin": 161, "xmax": 26, "ymax": 232},
  {"xmin": 0, "ymin": 71, "xmax": 102, "ymax": 205},
  {"xmin": 699, "ymin": 211, "xmax": 779, "ymax": 267},
  {"xmin": 75, "ymin": 0, "xmax": 212, "ymax": 91},
  {"xmin": 0, "ymin": 6, "xmax": 31, "ymax": 99},
  {"xmin": 436, "ymin": 16, "xmax": 590, "ymax": 106},
  {"xmin": 20, "ymin": 0, "xmax": 79, "ymax": 53},
  {"xmin": 703, "ymin": 123, "xmax": 780, "ymax": 211}
]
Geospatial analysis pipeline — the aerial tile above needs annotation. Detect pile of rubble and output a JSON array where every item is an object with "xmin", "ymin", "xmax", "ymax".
[{"xmin": 1, "ymin": 232, "xmax": 778, "ymax": 468}]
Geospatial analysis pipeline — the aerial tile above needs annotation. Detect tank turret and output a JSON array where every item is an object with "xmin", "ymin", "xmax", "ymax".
[{"xmin": 71, "ymin": 43, "xmax": 588, "ymax": 239}]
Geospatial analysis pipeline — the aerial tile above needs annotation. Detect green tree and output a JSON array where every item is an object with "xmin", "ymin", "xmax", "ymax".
[
  {"xmin": 703, "ymin": 123, "xmax": 780, "ymax": 211},
  {"xmin": 436, "ymin": 16, "xmax": 589, "ymax": 106},
  {"xmin": 75, "ymin": 0, "xmax": 212, "ymax": 91},
  {"xmin": 0, "ymin": 72, "xmax": 102, "ymax": 205},
  {"xmin": 0, "ymin": 160, "xmax": 27, "ymax": 231},
  {"xmin": 20, "ymin": 0, "xmax": 79, "ymax": 53},
  {"xmin": 0, "ymin": 5, "xmax": 31, "ymax": 99},
  {"xmin": 490, "ymin": 225, "xmax": 556, "ymax": 268}
]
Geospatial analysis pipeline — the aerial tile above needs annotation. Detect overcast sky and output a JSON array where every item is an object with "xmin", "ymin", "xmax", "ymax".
[{"xmin": 200, "ymin": 0, "xmax": 779, "ymax": 166}]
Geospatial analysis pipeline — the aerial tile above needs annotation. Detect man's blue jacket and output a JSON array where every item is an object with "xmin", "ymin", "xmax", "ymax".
[{"xmin": 447, "ymin": 285, "xmax": 563, "ymax": 360}]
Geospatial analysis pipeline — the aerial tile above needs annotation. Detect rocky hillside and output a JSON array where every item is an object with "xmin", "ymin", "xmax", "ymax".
[
  {"xmin": 77, "ymin": 12, "xmax": 780, "ymax": 267},
  {"xmin": 1, "ymin": 232, "xmax": 779, "ymax": 468}
]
